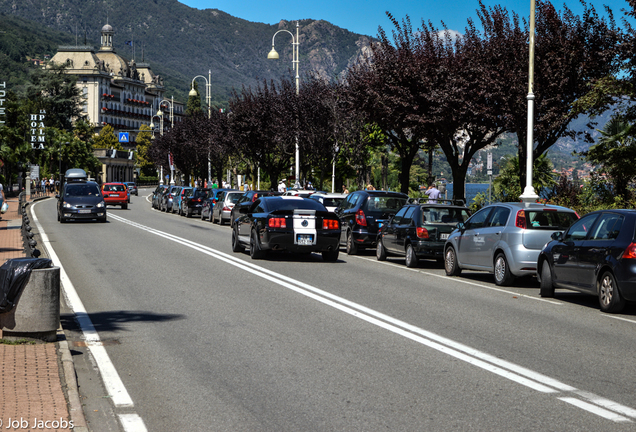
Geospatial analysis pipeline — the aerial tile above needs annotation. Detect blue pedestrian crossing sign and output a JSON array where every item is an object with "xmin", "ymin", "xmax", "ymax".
[{"xmin": 119, "ymin": 132, "xmax": 129, "ymax": 143}]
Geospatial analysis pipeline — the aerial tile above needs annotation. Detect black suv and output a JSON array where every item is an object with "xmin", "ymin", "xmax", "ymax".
[
  {"xmin": 376, "ymin": 200, "xmax": 471, "ymax": 267},
  {"xmin": 334, "ymin": 190, "xmax": 409, "ymax": 255}
]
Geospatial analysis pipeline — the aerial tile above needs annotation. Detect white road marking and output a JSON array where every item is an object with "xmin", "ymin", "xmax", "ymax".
[
  {"xmin": 30, "ymin": 203, "xmax": 147, "ymax": 432},
  {"xmin": 118, "ymin": 414, "xmax": 148, "ymax": 432},
  {"xmin": 357, "ymin": 255, "xmax": 563, "ymax": 304},
  {"xmin": 107, "ymin": 213, "xmax": 636, "ymax": 423}
]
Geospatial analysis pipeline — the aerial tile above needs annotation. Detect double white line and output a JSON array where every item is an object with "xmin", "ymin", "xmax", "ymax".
[{"xmin": 114, "ymin": 214, "xmax": 636, "ymax": 423}]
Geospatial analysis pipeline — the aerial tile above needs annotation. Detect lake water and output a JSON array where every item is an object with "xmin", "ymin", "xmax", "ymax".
[{"xmin": 442, "ymin": 183, "xmax": 492, "ymax": 205}]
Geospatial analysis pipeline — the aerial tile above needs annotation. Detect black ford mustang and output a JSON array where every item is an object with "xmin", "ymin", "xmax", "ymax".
[{"xmin": 232, "ymin": 196, "xmax": 341, "ymax": 261}]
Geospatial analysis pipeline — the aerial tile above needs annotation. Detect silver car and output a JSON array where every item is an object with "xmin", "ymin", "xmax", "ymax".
[
  {"xmin": 443, "ymin": 202, "xmax": 579, "ymax": 286},
  {"xmin": 211, "ymin": 191, "xmax": 243, "ymax": 225},
  {"xmin": 309, "ymin": 193, "xmax": 347, "ymax": 212}
]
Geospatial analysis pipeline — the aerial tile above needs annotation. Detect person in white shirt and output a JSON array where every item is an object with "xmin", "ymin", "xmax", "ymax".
[{"xmin": 278, "ymin": 179, "xmax": 287, "ymax": 193}]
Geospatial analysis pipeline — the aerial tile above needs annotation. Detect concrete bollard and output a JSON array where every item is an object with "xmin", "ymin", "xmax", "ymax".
[{"xmin": 0, "ymin": 267, "xmax": 60, "ymax": 342}]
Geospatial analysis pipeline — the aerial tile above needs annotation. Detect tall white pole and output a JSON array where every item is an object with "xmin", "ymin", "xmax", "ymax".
[
  {"xmin": 520, "ymin": 0, "xmax": 539, "ymax": 204},
  {"xmin": 294, "ymin": 22, "xmax": 301, "ymax": 189}
]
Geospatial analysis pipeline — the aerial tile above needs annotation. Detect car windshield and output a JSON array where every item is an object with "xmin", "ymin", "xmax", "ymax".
[
  {"xmin": 103, "ymin": 184, "xmax": 126, "ymax": 192},
  {"xmin": 267, "ymin": 199, "xmax": 326, "ymax": 212},
  {"xmin": 423, "ymin": 208, "xmax": 470, "ymax": 223},
  {"xmin": 66, "ymin": 184, "xmax": 100, "ymax": 196},
  {"xmin": 365, "ymin": 196, "xmax": 407, "ymax": 213},
  {"xmin": 527, "ymin": 210, "xmax": 578, "ymax": 229}
]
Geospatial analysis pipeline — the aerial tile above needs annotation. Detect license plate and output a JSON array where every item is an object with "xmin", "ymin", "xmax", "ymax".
[
  {"xmin": 78, "ymin": 210, "xmax": 91, "ymax": 214},
  {"xmin": 110, "ymin": 194, "xmax": 119, "ymax": 197},
  {"xmin": 440, "ymin": 233, "xmax": 449, "ymax": 240},
  {"xmin": 297, "ymin": 234, "xmax": 313, "ymax": 245}
]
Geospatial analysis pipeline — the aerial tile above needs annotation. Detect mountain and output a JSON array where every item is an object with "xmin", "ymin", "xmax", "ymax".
[{"xmin": 0, "ymin": 0, "xmax": 372, "ymax": 105}]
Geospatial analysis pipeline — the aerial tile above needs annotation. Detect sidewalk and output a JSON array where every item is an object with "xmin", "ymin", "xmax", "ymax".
[{"xmin": 0, "ymin": 193, "xmax": 88, "ymax": 431}]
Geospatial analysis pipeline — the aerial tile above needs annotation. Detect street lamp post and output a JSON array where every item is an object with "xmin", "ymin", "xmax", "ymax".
[
  {"xmin": 190, "ymin": 71, "xmax": 212, "ymax": 184},
  {"xmin": 158, "ymin": 97, "xmax": 175, "ymax": 185},
  {"xmin": 268, "ymin": 21, "xmax": 301, "ymax": 189},
  {"xmin": 520, "ymin": 0, "xmax": 539, "ymax": 204},
  {"xmin": 150, "ymin": 114, "xmax": 164, "ymax": 184}
]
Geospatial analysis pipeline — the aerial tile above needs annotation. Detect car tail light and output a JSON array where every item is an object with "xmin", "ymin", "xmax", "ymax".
[
  {"xmin": 269, "ymin": 217, "xmax": 286, "ymax": 228},
  {"xmin": 515, "ymin": 210, "xmax": 527, "ymax": 229},
  {"xmin": 622, "ymin": 243, "xmax": 636, "ymax": 259},
  {"xmin": 416, "ymin": 227, "xmax": 429, "ymax": 239},
  {"xmin": 194, "ymin": 198, "xmax": 201, "ymax": 202},
  {"xmin": 168, "ymin": 194, "xmax": 173, "ymax": 199},
  {"xmin": 212, "ymin": 199, "xmax": 217, "ymax": 204},
  {"xmin": 355, "ymin": 209, "xmax": 367, "ymax": 226},
  {"xmin": 252, "ymin": 194, "xmax": 259, "ymax": 202},
  {"xmin": 222, "ymin": 206, "xmax": 231, "ymax": 212},
  {"xmin": 323, "ymin": 219, "xmax": 339, "ymax": 230}
]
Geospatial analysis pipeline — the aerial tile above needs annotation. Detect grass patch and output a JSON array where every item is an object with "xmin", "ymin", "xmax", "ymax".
[{"xmin": 0, "ymin": 338, "xmax": 37, "ymax": 345}]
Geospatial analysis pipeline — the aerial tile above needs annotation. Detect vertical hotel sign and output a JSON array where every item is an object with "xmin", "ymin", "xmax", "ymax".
[
  {"xmin": 30, "ymin": 110, "xmax": 46, "ymax": 149},
  {"xmin": 0, "ymin": 82, "xmax": 5, "ymax": 125}
]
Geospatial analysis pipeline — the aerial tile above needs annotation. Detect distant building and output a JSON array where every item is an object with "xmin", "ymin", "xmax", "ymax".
[{"xmin": 49, "ymin": 23, "xmax": 184, "ymax": 183}]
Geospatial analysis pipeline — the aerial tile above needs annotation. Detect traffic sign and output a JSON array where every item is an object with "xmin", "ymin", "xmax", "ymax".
[{"xmin": 119, "ymin": 132, "xmax": 129, "ymax": 143}]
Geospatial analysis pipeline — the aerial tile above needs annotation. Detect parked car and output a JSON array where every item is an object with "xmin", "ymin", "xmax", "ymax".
[
  {"xmin": 101, "ymin": 182, "xmax": 128, "ymax": 209},
  {"xmin": 444, "ymin": 202, "xmax": 579, "ymax": 286},
  {"xmin": 174, "ymin": 186, "xmax": 193, "ymax": 215},
  {"xmin": 232, "ymin": 196, "xmax": 340, "ymax": 261},
  {"xmin": 125, "ymin": 181, "xmax": 138, "ymax": 196},
  {"xmin": 210, "ymin": 190, "xmax": 242, "ymax": 225},
  {"xmin": 160, "ymin": 185, "xmax": 181, "ymax": 212},
  {"xmin": 201, "ymin": 188, "xmax": 236, "ymax": 221},
  {"xmin": 309, "ymin": 193, "xmax": 347, "ymax": 212},
  {"xmin": 377, "ymin": 200, "xmax": 471, "ymax": 267},
  {"xmin": 334, "ymin": 190, "xmax": 409, "ymax": 255},
  {"xmin": 230, "ymin": 190, "xmax": 282, "ymax": 226},
  {"xmin": 57, "ymin": 171, "xmax": 106, "ymax": 223},
  {"xmin": 537, "ymin": 209, "xmax": 636, "ymax": 313},
  {"xmin": 182, "ymin": 187, "xmax": 210, "ymax": 217},
  {"xmin": 152, "ymin": 185, "xmax": 169, "ymax": 209}
]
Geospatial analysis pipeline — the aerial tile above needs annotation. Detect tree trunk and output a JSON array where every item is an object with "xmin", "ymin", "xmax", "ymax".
[{"xmin": 450, "ymin": 164, "xmax": 467, "ymax": 204}]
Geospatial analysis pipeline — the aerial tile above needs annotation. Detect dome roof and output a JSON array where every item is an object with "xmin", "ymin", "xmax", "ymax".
[{"xmin": 102, "ymin": 24, "xmax": 113, "ymax": 32}]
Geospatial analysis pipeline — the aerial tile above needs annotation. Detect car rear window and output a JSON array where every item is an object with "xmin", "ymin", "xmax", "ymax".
[
  {"xmin": 228, "ymin": 193, "xmax": 242, "ymax": 203},
  {"xmin": 103, "ymin": 184, "xmax": 126, "ymax": 192},
  {"xmin": 194, "ymin": 190, "xmax": 208, "ymax": 198},
  {"xmin": 527, "ymin": 210, "xmax": 578, "ymax": 229},
  {"xmin": 423, "ymin": 208, "xmax": 470, "ymax": 224},
  {"xmin": 267, "ymin": 198, "xmax": 326, "ymax": 212},
  {"xmin": 323, "ymin": 198, "xmax": 344, "ymax": 207},
  {"xmin": 364, "ymin": 196, "xmax": 407, "ymax": 213}
]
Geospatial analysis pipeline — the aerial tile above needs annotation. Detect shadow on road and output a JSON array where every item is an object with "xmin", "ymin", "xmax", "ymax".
[{"xmin": 61, "ymin": 310, "xmax": 185, "ymax": 333}]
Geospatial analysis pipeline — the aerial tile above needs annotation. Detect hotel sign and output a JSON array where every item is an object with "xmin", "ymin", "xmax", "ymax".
[{"xmin": 30, "ymin": 110, "xmax": 46, "ymax": 149}]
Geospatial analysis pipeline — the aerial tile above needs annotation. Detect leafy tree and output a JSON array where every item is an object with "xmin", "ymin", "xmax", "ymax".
[
  {"xmin": 92, "ymin": 124, "xmax": 122, "ymax": 150},
  {"xmin": 135, "ymin": 124, "xmax": 156, "ymax": 177},
  {"xmin": 584, "ymin": 115, "xmax": 636, "ymax": 201},
  {"xmin": 186, "ymin": 80, "xmax": 202, "ymax": 117},
  {"xmin": 493, "ymin": 153, "xmax": 556, "ymax": 202}
]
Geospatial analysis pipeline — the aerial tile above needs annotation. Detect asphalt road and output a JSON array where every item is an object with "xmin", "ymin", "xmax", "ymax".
[{"xmin": 33, "ymin": 190, "xmax": 636, "ymax": 431}]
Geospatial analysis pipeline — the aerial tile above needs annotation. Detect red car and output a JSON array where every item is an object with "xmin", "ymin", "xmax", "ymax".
[{"xmin": 101, "ymin": 183, "xmax": 128, "ymax": 209}]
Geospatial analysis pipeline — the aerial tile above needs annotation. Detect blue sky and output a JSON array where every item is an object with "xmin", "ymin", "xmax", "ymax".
[{"xmin": 179, "ymin": 0, "xmax": 632, "ymax": 37}]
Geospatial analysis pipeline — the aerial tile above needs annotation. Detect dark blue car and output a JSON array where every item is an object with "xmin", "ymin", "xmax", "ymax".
[{"xmin": 537, "ymin": 209, "xmax": 636, "ymax": 313}]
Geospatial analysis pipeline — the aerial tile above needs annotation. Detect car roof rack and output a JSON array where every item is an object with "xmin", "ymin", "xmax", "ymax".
[{"xmin": 65, "ymin": 168, "xmax": 87, "ymax": 182}]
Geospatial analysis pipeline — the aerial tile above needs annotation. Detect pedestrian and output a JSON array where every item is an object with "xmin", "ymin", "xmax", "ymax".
[
  {"xmin": 278, "ymin": 179, "xmax": 287, "ymax": 193},
  {"xmin": 366, "ymin": 184, "xmax": 375, "ymax": 190},
  {"xmin": 49, "ymin": 176, "xmax": 55, "ymax": 192},
  {"xmin": 342, "ymin": 184, "xmax": 349, "ymax": 194},
  {"xmin": 425, "ymin": 183, "xmax": 442, "ymax": 203}
]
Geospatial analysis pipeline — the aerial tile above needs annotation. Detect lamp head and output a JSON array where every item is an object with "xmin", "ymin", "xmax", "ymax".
[
  {"xmin": 157, "ymin": 109, "xmax": 163, "ymax": 117},
  {"xmin": 267, "ymin": 47, "xmax": 279, "ymax": 60},
  {"xmin": 189, "ymin": 88, "xmax": 197, "ymax": 97},
  {"xmin": 149, "ymin": 122, "xmax": 154, "ymax": 129}
]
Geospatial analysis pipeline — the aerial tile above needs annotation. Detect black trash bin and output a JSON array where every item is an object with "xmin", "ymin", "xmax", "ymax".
[{"xmin": 0, "ymin": 258, "xmax": 60, "ymax": 341}]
